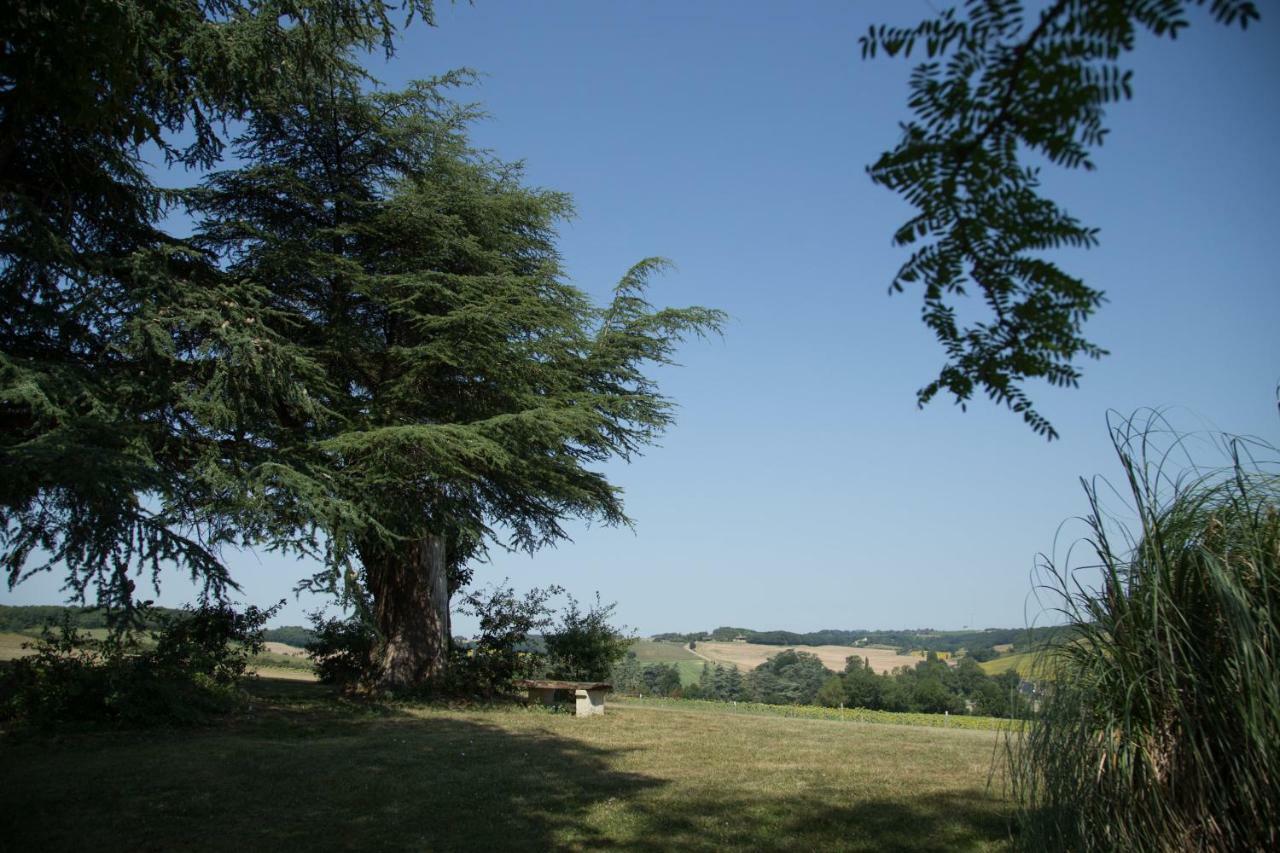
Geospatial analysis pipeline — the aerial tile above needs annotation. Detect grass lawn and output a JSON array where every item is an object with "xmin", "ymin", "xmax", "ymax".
[{"xmin": 0, "ymin": 678, "xmax": 1012, "ymax": 852}]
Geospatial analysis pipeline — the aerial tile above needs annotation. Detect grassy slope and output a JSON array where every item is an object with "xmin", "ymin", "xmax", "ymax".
[
  {"xmin": 629, "ymin": 640, "xmax": 700, "ymax": 663},
  {"xmin": 630, "ymin": 640, "xmax": 706, "ymax": 686},
  {"xmin": 978, "ymin": 651, "xmax": 1044, "ymax": 679},
  {"xmin": 0, "ymin": 679, "xmax": 1012, "ymax": 852}
]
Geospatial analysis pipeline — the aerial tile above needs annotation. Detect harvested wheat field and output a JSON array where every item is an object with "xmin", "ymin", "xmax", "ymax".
[
  {"xmin": 262, "ymin": 641, "xmax": 308, "ymax": 657},
  {"xmin": 692, "ymin": 642, "xmax": 918, "ymax": 674}
]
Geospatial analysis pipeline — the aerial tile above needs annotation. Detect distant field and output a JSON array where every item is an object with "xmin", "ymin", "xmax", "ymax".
[
  {"xmin": 249, "ymin": 643, "xmax": 315, "ymax": 677},
  {"xmin": 629, "ymin": 640, "xmax": 701, "ymax": 663},
  {"xmin": 628, "ymin": 641, "xmax": 705, "ymax": 686},
  {"xmin": 249, "ymin": 663, "xmax": 317, "ymax": 681},
  {"xmin": 2, "ymin": 678, "xmax": 1012, "ymax": 851},
  {"xmin": 615, "ymin": 696, "xmax": 1011, "ymax": 732},
  {"xmin": 0, "ymin": 631, "xmax": 315, "ymax": 679},
  {"xmin": 0, "ymin": 632, "xmax": 31, "ymax": 661},
  {"xmin": 979, "ymin": 650, "xmax": 1050, "ymax": 679},
  {"xmin": 693, "ymin": 641, "xmax": 918, "ymax": 675},
  {"xmin": 262, "ymin": 641, "xmax": 308, "ymax": 658}
]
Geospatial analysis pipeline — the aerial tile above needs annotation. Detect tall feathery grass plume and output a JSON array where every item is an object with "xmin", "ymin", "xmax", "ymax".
[{"xmin": 1008, "ymin": 410, "xmax": 1279, "ymax": 852}]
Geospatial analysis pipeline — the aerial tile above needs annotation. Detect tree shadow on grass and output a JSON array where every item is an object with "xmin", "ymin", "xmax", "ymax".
[
  {"xmin": 617, "ymin": 790, "xmax": 1011, "ymax": 852},
  {"xmin": 0, "ymin": 678, "xmax": 663, "ymax": 853},
  {"xmin": 2, "ymin": 679, "xmax": 1012, "ymax": 852}
]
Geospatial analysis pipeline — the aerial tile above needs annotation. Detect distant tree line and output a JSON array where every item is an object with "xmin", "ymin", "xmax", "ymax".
[
  {"xmin": 0, "ymin": 605, "xmax": 314, "ymax": 647},
  {"xmin": 819, "ymin": 653, "xmax": 1028, "ymax": 717},
  {"xmin": 0, "ymin": 604, "xmax": 185, "ymax": 632},
  {"xmin": 614, "ymin": 649, "xmax": 1029, "ymax": 718},
  {"xmin": 649, "ymin": 625, "xmax": 1066, "ymax": 658}
]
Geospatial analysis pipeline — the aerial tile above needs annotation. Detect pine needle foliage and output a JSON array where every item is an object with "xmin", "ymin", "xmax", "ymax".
[
  {"xmin": 1009, "ymin": 412, "xmax": 1280, "ymax": 851},
  {"xmin": 190, "ymin": 69, "xmax": 724, "ymax": 613},
  {"xmin": 862, "ymin": 1, "xmax": 1258, "ymax": 439},
  {"xmin": 1, "ymin": 2, "xmax": 434, "ymax": 622}
]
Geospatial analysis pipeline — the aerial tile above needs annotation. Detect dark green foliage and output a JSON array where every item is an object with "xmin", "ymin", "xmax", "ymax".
[
  {"xmin": 543, "ymin": 594, "xmax": 632, "ymax": 682},
  {"xmin": 0, "ymin": 600, "xmax": 280, "ymax": 727},
  {"xmin": 966, "ymin": 645, "xmax": 998, "ymax": 663},
  {"xmin": 648, "ymin": 631, "xmax": 703, "ymax": 643},
  {"xmin": 0, "ymin": 604, "xmax": 185, "ymax": 633},
  {"xmin": 262, "ymin": 625, "xmax": 315, "ymax": 647},
  {"xmin": 697, "ymin": 661, "xmax": 714, "ymax": 694},
  {"xmin": 640, "ymin": 663, "xmax": 684, "ymax": 697},
  {"xmin": 676, "ymin": 648, "xmax": 1027, "ymax": 716},
  {"xmin": 1, "ymin": 0, "xmax": 434, "ymax": 621},
  {"xmin": 190, "ymin": 68, "xmax": 723, "ymax": 684},
  {"xmin": 746, "ymin": 650, "xmax": 831, "ymax": 706},
  {"xmin": 1009, "ymin": 415, "xmax": 1280, "ymax": 851},
  {"xmin": 451, "ymin": 582, "xmax": 559, "ymax": 697},
  {"xmin": 609, "ymin": 651, "xmax": 644, "ymax": 695},
  {"xmin": 148, "ymin": 599, "xmax": 282, "ymax": 683},
  {"xmin": 841, "ymin": 655, "xmax": 884, "ymax": 710},
  {"xmin": 863, "ymin": 1, "xmax": 1258, "ymax": 438},
  {"xmin": 5, "ymin": 1, "xmax": 721, "ymax": 684},
  {"xmin": 305, "ymin": 611, "xmax": 380, "ymax": 690},
  {"xmin": 815, "ymin": 675, "xmax": 846, "ymax": 708},
  {"xmin": 721, "ymin": 665, "xmax": 745, "ymax": 701}
]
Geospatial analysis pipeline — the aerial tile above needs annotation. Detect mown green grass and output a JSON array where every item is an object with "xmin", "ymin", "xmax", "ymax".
[
  {"xmin": 671, "ymin": 658, "xmax": 709, "ymax": 686},
  {"xmin": 1, "ymin": 678, "xmax": 1012, "ymax": 852},
  {"xmin": 616, "ymin": 696, "xmax": 1012, "ymax": 732}
]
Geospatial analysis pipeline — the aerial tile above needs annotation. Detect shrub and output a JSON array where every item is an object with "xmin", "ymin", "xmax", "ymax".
[
  {"xmin": 543, "ymin": 593, "xmax": 632, "ymax": 682},
  {"xmin": 305, "ymin": 610, "xmax": 380, "ymax": 690},
  {"xmin": 0, "ymin": 601, "xmax": 281, "ymax": 727},
  {"xmin": 1009, "ymin": 414, "xmax": 1280, "ymax": 851},
  {"xmin": 450, "ymin": 582, "xmax": 559, "ymax": 697}
]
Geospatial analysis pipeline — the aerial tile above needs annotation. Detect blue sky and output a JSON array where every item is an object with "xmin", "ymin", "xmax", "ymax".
[{"xmin": 5, "ymin": 1, "xmax": 1278, "ymax": 635}]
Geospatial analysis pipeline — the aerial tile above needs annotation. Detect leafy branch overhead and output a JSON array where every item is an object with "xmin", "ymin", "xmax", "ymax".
[{"xmin": 863, "ymin": 0, "xmax": 1258, "ymax": 439}]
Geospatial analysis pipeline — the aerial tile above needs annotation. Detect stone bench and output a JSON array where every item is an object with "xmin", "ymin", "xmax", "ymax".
[{"xmin": 518, "ymin": 680, "xmax": 611, "ymax": 717}]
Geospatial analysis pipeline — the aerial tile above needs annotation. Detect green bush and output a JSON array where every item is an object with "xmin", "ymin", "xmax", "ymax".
[
  {"xmin": 449, "ymin": 582, "xmax": 558, "ymax": 697},
  {"xmin": 305, "ymin": 611, "xmax": 380, "ymax": 690},
  {"xmin": 1010, "ymin": 415, "xmax": 1280, "ymax": 851},
  {"xmin": 0, "ymin": 601, "xmax": 281, "ymax": 727},
  {"xmin": 543, "ymin": 593, "xmax": 632, "ymax": 682}
]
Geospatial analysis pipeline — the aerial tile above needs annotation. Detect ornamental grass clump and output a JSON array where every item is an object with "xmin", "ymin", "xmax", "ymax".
[{"xmin": 1010, "ymin": 413, "xmax": 1279, "ymax": 851}]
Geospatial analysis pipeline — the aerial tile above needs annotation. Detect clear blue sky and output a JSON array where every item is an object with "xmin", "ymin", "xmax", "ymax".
[{"xmin": 5, "ymin": 1, "xmax": 1278, "ymax": 635}]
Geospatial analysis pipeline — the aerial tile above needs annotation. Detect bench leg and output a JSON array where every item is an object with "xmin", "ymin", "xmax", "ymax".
[
  {"xmin": 575, "ymin": 688, "xmax": 605, "ymax": 717},
  {"xmin": 528, "ymin": 687, "xmax": 557, "ymax": 707}
]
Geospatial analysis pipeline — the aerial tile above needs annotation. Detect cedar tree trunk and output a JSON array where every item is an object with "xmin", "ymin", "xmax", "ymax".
[{"xmin": 361, "ymin": 534, "xmax": 451, "ymax": 689}]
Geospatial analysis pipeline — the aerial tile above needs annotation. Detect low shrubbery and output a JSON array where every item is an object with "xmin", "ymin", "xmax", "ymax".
[
  {"xmin": 305, "ymin": 610, "xmax": 381, "ymax": 691},
  {"xmin": 306, "ymin": 583, "xmax": 633, "ymax": 700},
  {"xmin": 543, "ymin": 593, "xmax": 633, "ymax": 682},
  {"xmin": 446, "ymin": 582, "xmax": 560, "ymax": 697},
  {"xmin": 0, "ymin": 601, "xmax": 281, "ymax": 727}
]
